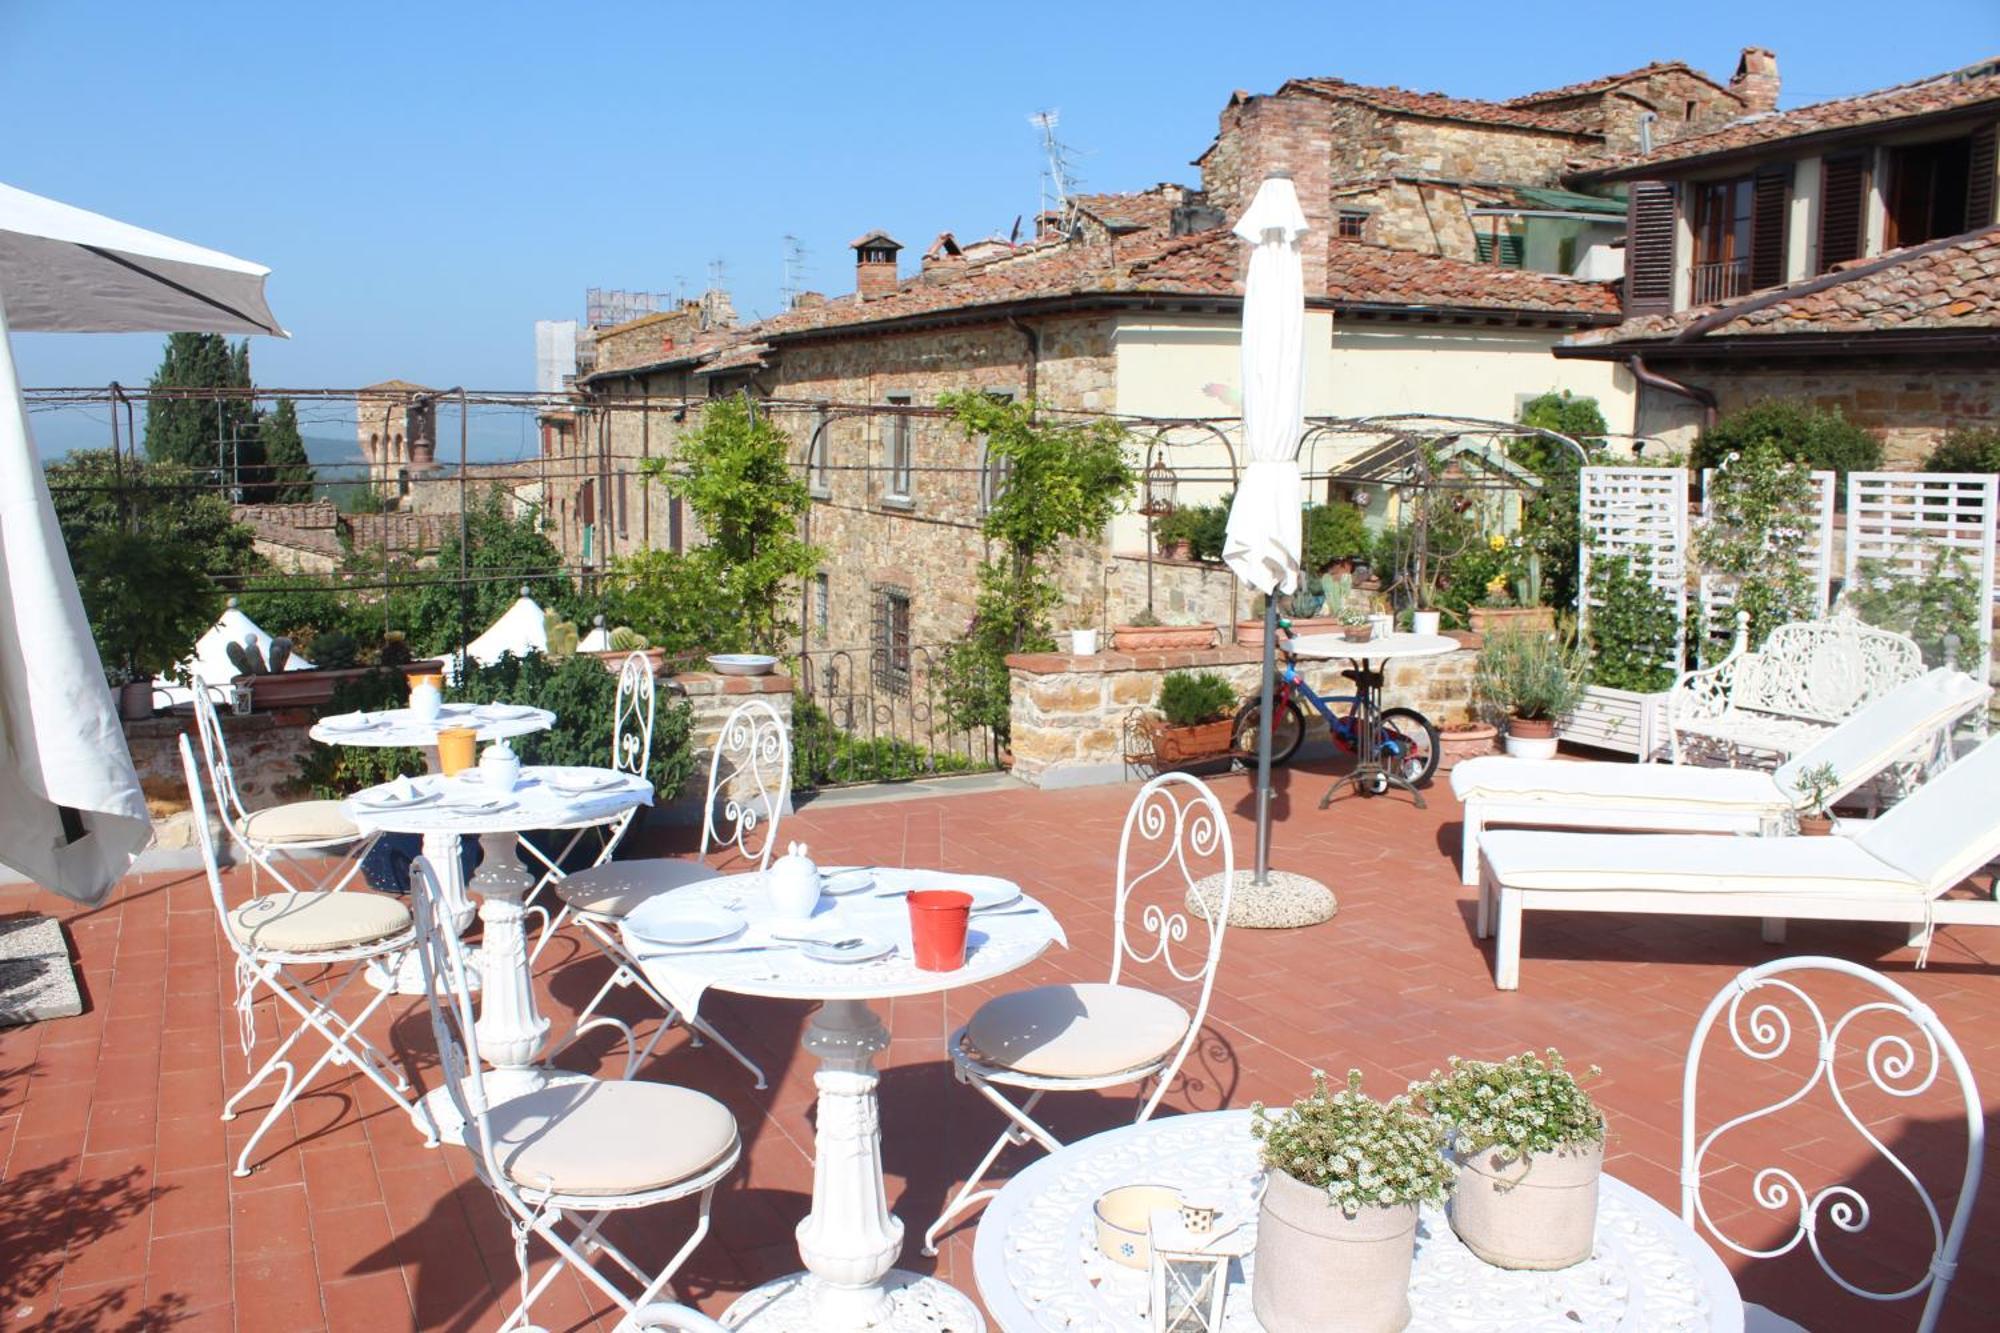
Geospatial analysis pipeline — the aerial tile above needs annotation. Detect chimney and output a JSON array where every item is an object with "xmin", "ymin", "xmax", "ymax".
[
  {"xmin": 851, "ymin": 231, "xmax": 903, "ymax": 300},
  {"xmin": 1730, "ymin": 47, "xmax": 1780, "ymax": 114}
]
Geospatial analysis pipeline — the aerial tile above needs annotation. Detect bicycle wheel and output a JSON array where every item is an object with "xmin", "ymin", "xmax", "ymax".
[
  {"xmin": 1377, "ymin": 706, "xmax": 1441, "ymax": 788},
  {"xmin": 1232, "ymin": 697, "xmax": 1306, "ymax": 766}
]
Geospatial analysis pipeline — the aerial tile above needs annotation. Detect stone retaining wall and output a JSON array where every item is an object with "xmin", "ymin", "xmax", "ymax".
[
  {"xmin": 1005, "ymin": 639, "xmax": 1477, "ymax": 788},
  {"xmin": 661, "ymin": 671, "xmax": 797, "ymax": 825}
]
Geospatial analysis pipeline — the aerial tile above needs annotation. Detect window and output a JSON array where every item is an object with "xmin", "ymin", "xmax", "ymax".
[
  {"xmin": 978, "ymin": 442, "xmax": 1012, "ymax": 515},
  {"xmin": 1474, "ymin": 230, "xmax": 1524, "ymax": 267},
  {"xmin": 807, "ymin": 420, "xmax": 831, "ymax": 496},
  {"xmin": 884, "ymin": 396, "xmax": 913, "ymax": 502},
  {"xmin": 1884, "ymin": 135, "xmax": 1974, "ymax": 250},
  {"xmin": 668, "ymin": 495, "xmax": 684, "ymax": 554},
  {"xmin": 814, "ymin": 573, "xmax": 830, "ymax": 637},
  {"xmin": 1689, "ymin": 175, "xmax": 1753, "ymax": 302},
  {"xmin": 616, "ymin": 470, "xmax": 628, "ymax": 538},
  {"xmin": 1336, "ymin": 209, "xmax": 1368, "ymax": 240},
  {"xmin": 1683, "ymin": 99, "xmax": 1700, "ymax": 122},
  {"xmin": 874, "ymin": 588, "xmax": 912, "ymax": 696}
]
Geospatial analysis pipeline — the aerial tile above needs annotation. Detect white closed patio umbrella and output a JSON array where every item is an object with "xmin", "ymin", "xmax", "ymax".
[
  {"xmin": 1222, "ymin": 173, "xmax": 1317, "ymax": 895},
  {"xmin": 0, "ymin": 181, "xmax": 284, "ymax": 903}
]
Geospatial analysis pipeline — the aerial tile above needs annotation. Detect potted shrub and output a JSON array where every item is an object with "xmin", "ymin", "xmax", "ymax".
[
  {"xmin": 1335, "ymin": 606, "xmax": 1372, "ymax": 643},
  {"xmin": 1251, "ymin": 1069, "xmax": 1454, "ymax": 1332},
  {"xmin": 1154, "ymin": 507, "xmax": 1195, "ymax": 561},
  {"xmin": 1417, "ymin": 1050, "xmax": 1605, "ymax": 1271},
  {"xmin": 1146, "ymin": 670, "xmax": 1237, "ymax": 764},
  {"xmin": 1791, "ymin": 761, "xmax": 1840, "ymax": 836},
  {"xmin": 1112, "ymin": 611, "xmax": 1220, "ymax": 652},
  {"xmin": 1476, "ymin": 629, "xmax": 1588, "ymax": 759}
]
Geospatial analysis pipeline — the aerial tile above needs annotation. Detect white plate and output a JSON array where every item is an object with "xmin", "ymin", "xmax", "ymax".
[
  {"xmin": 882, "ymin": 876, "xmax": 1019, "ymax": 911},
  {"xmin": 437, "ymin": 795, "xmax": 517, "ymax": 815},
  {"xmin": 481, "ymin": 704, "xmax": 541, "ymax": 721},
  {"xmin": 545, "ymin": 771, "xmax": 625, "ymax": 797},
  {"xmin": 801, "ymin": 935, "xmax": 893, "ymax": 965},
  {"xmin": 625, "ymin": 905, "xmax": 745, "ymax": 950},
  {"xmin": 352, "ymin": 785, "xmax": 440, "ymax": 811},
  {"xmin": 821, "ymin": 868, "xmax": 876, "ymax": 896},
  {"xmin": 322, "ymin": 712, "xmax": 382, "ymax": 732}
]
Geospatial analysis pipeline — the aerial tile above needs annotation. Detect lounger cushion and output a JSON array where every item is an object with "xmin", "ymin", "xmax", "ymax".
[
  {"xmin": 554, "ymin": 859, "xmax": 720, "ymax": 917},
  {"xmin": 1770, "ymin": 668, "xmax": 1989, "ymax": 806},
  {"xmin": 228, "ymin": 890, "xmax": 411, "ymax": 952},
  {"xmin": 1852, "ymin": 730, "xmax": 2000, "ymax": 892},
  {"xmin": 241, "ymin": 800, "xmax": 359, "ymax": 845},
  {"xmin": 963, "ymin": 982, "xmax": 1190, "ymax": 1079},
  {"xmin": 488, "ymin": 1081, "xmax": 737, "ymax": 1197},
  {"xmin": 1452, "ymin": 758, "xmax": 1783, "ymax": 811},
  {"xmin": 1479, "ymin": 831, "xmax": 1919, "ymax": 898}
]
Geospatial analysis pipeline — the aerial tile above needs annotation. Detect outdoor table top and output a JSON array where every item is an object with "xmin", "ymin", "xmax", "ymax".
[
  {"xmin": 341, "ymin": 766, "xmax": 648, "ymax": 836},
  {"xmin": 1287, "ymin": 630, "xmax": 1460, "ymax": 662},
  {"xmin": 308, "ymin": 702, "xmax": 555, "ymax": 748}
]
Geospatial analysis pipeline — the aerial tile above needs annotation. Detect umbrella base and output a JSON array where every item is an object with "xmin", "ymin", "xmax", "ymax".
[{"xmin": 1186, "ymin": 869, "xmax": 1335, "ymax": 929}]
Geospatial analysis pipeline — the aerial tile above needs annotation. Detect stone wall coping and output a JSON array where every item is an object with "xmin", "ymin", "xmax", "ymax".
[
  {"xmin": 1007, "ymin": 637, "xmax": 1481, "ymax": 675},
  {"xmin": 669, "ymin": 671, "xmax": 797, "ymax": 696}
]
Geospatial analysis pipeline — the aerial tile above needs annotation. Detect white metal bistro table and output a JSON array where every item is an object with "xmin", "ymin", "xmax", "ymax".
[
  {"xmin": 345, "ymin": 764, "xmax": 649, "ymax": 1143},
  {"xmin": 973, "ymin": 1108, "xmax": 1744, "ymax": 1332},
  {"xmin": 1288, "ymin": 631, "xmax": 1458, "ymax": 809},
  {"xmin": 309, "ymin": 701, "xmax": 554, "ymax": 993},
  {"xmin": 624, "ymin": 866, "xmax": 1067, "ymax": 1333}
]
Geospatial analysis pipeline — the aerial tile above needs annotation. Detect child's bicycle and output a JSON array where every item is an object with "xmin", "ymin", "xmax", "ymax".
[{"xmin": 1229, "ymin": 617, "xmax": 1440, "ymax": 800}]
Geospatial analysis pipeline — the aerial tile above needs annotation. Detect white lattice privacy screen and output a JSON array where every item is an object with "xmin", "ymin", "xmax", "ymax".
[
  {"xmin": 1578, "ymin": 466, "xmax": 1689, "ymax": 658},
  {"xmin": 1698, "ymin": 468, "xmax": 1838, "ymax": 641},
  {"xmin": 1844, "ymin": 471, "xmax": 1998, "ymax": 668}
]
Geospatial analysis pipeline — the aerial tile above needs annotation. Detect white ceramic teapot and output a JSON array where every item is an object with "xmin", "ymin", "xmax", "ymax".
[
  {"xmin": 408, "ymin": 675, "xmax": 443, "ymax": 725},
  {"xmin": 478, "ymin": 737, "xmax": 522, "ymax": 793},
  {"xmin": 765, "ymin": 841, "xmax": 823, "ymax": 922}
]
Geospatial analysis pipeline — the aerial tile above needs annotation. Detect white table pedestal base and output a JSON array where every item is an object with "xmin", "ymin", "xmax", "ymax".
[
  {"xmin": 366, "ymin": 831, "xmax": 481, "ymax": 996},
  {"xmin": 722, "ymin": 998, "xmax": 983, "ymax": 1332}
]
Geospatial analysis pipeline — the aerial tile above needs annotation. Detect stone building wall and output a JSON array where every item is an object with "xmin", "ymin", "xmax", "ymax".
[
  {"xmin": 1005, "ymin": 640, "xmax": 1477, "ymax": 788},
  {"xmin": 1631, "ymin": 359, "xmax": 2000, "ymax": 468}
]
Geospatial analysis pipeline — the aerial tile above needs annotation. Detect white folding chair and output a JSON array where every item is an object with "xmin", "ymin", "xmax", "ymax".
[
  {"xmin": 521, "ymin": 651, "xmax": 659, "ymax": 917},
  {"xmin": 1682, "ymin": 956, "xmax": 1983, "ymax": 1333},
  {"xmin": 922, "ymin": 770, "xmax": 1234, "ymax": 1255},
  {"xmin": 408, "ymin": 856, "xmax": 739, "ymax": 1333},
  {"xmin": 534, "ymin": 697, "xmax": 790, "ymax": 1087},
  {"xmin": 178, "ymin": 735, "xmax": 418, "ymax": 1176},
  {"xmin": 189, "ymin": 684, "xmax": 371, "ymax": 896}
]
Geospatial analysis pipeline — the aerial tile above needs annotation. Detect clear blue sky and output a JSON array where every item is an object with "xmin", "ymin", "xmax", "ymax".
[{"xmin": 7, "ymin": 0, "xmax": 1997, "ymax": 456}]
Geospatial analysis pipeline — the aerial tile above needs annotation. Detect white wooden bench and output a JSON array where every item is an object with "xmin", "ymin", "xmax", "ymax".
[{"xmin": 1666, "ymin": 611, "xmax": 1923, "ymax": 767}]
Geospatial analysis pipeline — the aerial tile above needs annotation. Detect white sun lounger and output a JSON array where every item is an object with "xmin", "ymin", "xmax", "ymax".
[
  {"xmin": 1475, "ymin": 732, "xmax": 2000, "ymax": 989},
  {"xmin": 1451, "ymin": 669, "xmax": 1990, "ymax": 886}
]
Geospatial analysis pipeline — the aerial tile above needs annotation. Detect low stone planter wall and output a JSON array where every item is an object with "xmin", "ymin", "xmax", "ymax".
[{"xmin": 1005, "ymin": 641, "xmax": 1477, "ymax": 789}]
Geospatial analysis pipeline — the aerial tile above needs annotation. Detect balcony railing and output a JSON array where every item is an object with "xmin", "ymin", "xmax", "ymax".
[{"xmin": 1690, "ymin": 258, "xmax": 1750, "ymax": 306}]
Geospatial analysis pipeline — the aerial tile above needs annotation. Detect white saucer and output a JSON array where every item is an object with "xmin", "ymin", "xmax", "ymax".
[
  {"xmin": 821, "ymin": 869, "xmax": 876, "ymax": 895},
  {"xmin": 801, "ymin": 935, "xmax": 893, "ymax": 964}
]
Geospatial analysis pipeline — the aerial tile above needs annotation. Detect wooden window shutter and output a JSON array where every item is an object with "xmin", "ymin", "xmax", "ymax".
[
  {"xmin": 1750, "ymin": 164, "xmax": 1792, "ymax": 289},
  {"xmin": 1819, "ymin": 154, "xmax": 1867, "ymax": 272},
  {"xmin": 1624, "ymin": 181, "xmax": 1677, "ymax": 315},
  {"xmin": 1966, "ymin": 122, "xmax": 1998, "ymax": 231}
]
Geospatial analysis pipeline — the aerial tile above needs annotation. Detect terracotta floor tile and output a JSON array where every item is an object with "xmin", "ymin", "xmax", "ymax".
[
  {"xmin": 145, "ymin": 1226, "xmax": 233, "ymax": 1312},
  {"xmin": 151, "ymin": 1166, "xmax": 233, "ymax": 1238}
]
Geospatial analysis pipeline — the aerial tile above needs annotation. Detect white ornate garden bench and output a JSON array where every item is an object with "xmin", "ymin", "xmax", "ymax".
[{"xmin": 1666, "ymin": 610, "xmax": 1924, "ymax": 767}]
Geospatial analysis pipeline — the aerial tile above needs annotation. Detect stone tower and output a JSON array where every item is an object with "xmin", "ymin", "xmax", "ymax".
[{"xmin": 355, "ymin": 380, "xmax": 438, "ymax": 497}]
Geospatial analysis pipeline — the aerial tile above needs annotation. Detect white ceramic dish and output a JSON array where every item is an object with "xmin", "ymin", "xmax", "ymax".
[
  {"xmin": 545, "ymin": 770, "xmax": 624, "ymax": 797},
  {"xmin": 820, "ymin": 868, "xmax": 876, "ymax": 896},
  {"xmin": 481, "ymin": 703, "xmax": 541, "ymax": 720},
  {"xmin": 801, "ymin": 935, "xmax": 892, "ymax": 965},
  {"xmin": 625, "ymin": 905, "xmax": 745, "ymax": 950},
  {"xmin": 1093, "ymin": 1184, "xmax": 1181, "ymax": 1270},
  {"xmin": 436, "ymin": 796, "xmax": 516, "ymax": 816},
  {"xmin": 705, "ymin": 653, "xmax": 779, "ymax": 677},
  {"xmin": 322, "ymin": 712, "xmax": 381, "ymax": 731},
  {"xmin": 879, "ymin": 876, "xmax": 1018, "ymax": 911},
  {"xmin": 352, "ymin": 784, "xmax": 439, "ymax": 811}
]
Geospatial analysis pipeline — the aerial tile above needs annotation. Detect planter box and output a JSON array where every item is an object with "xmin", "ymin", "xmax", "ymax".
[
  {"xmin": 1146, "ymin": 717, "xmax": 1235, "ymax": 765},
  {"xmin": 1468, "ymin": 606, "xmax": 1556, "ymax": 636},
  {"xmin": 1235, "ymin": 616, "xmax": 1343, "ymax": 647},
  {"xmin": 586, "ymin": 646, "xmax": 669, "ymax": 676},
  {"xmin": 1558, "ymin": 684, "xmax": 1669, "ymax": 759},
  {"xmin": 1111, "ymin": 623, "xmax": 1219, "ymax": 652},
  {"xmin": 237, "ymin": 666, "xmax": 382, "ymax": 711}
]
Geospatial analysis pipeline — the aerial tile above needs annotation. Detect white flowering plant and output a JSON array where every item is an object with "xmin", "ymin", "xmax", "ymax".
[
  {"xmin": 1251, "ymin": 1069, "xmax": 1454, "ymax": 1216},
  {"xmin": 1416, "ymin": 1049, "xmax": 1603, "ymax": 1165}
]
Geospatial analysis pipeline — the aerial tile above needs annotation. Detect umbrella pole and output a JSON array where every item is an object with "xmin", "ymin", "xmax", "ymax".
[{"xmin": 1254, "ymin": 595, "xmax": 1277, "ymax": 885}]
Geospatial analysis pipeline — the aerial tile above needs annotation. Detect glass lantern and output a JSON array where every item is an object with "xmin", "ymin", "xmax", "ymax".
[{"xmin": 1146, "ymin": 1204, "xmax": 1249, "ymax": 1333}]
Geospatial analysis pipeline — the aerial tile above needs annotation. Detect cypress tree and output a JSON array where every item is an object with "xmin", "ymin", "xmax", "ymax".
[{"xmin": 256, "ymin": 397, "xmax": 315, "ymax": 503}]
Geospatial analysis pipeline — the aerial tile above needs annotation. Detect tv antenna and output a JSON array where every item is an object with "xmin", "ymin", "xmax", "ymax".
[
  {"xmin": 782, "ymin": 234, "xmax": 810, "ymax": 308},
  {"xmin": 1029, "ymin": 109, "xmax": 1082, "ymax": 231}
]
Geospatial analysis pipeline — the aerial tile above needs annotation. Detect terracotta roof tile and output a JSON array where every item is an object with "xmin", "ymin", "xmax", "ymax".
[
  {"xmin": 1072, "ymin": 190, "xmax": 1180, "ymax": 234},
  {"xmin": 1582, "ymin": 58, "xmax": 2000, "ymax": 178},
  {"xmin": 1285, "ymin": 77, "xmax": 1598, "ymax": 136},
  {"xmin": 1506, "ymin": 61, "xmax": 1728, "ymax": 107},
  {"xmin": 1564, "ymin": 225, "xmax": 2000, "ymax": 347},
  {"xmin": 1324, "ymin": 243, "xmax": 1623, "ymax": 316}
]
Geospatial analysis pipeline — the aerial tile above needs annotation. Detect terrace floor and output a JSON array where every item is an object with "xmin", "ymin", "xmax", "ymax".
[{"xmin": 2, "ymin": 756, "xmax": 1997, "ymax": 1332}]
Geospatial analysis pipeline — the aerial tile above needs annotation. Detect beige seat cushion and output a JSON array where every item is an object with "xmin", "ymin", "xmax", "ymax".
[
  {"xmin": 227, "ymin": 891, "xmax": 410, "ymax": 952},
  {"xmin": 241, "ymin": 800, "xmax": 359, "ymax": 846},
  {"xmin": 1452, "ymin": 757, "xmax": 1784, "ymax": 811},
  {"xmin": 963, "ymin": 982, "xmax": 1190, "ymax": 1080},
  {"xmin": 553, "ymin": 858, "xmax": 719, "ymax": 917},
  {"xmin": 1479, "ymin": 831, "xmax": 1918, "ymax": 899},
  {"xmin": 487, "ymin": 1080, "xmax": 738, "ymax": 1197}
]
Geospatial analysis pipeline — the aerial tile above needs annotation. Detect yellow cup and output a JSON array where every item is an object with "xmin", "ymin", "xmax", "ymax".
[{"xmin": 436, "ymin": 727, "xmax": 478, "ymax": 776}]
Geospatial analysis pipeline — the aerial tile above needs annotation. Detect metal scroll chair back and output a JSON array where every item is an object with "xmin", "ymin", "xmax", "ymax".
[
  {"xmin": 612, "ymin": 651, "xmax": 657, "ymax": 781},
  {"xmin": 697, "ymin": 698, "xmax": 789, "ymax": 870},
  {"xmin": 178, "ymin": 734, "xmax": 245, "ymax": 939},
  {"xmin": 1681, "ymin": 956, "xmax": 1983, "ymax": 1333},
  {"xmin": 189, "ymin": 683, "xmax": 252, "ymax": 829},
  {"xmin": 409, "ymin": 856, "xmax": 508, "ymax": 1190},
  {"xmin": 1112, "ymin": 771, "xmax": 1234, "ymax": 1001}
]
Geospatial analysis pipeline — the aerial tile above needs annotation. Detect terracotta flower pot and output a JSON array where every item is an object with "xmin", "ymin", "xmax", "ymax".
[
  {"xmin": 1469, "ymin": 605, "xmax": 1556, "ymax": 636},
  {"xmin": 1448, "ymin": 1138, "xmax": 1602, "ymax": 1271},
  {"xmin": 1436, "ymin": 723, "xmax": 1500, "ymax": 773},
  {"xmin": 1111, "ymin": 622, "xmax": 1218, "ymax": 652},
  {"xmin": 1797, "ymin": 814, "xmax": 1835, "ymax": 836},
  {"xmin": 1236, "ymin": 616, "xmax": 1342, "ymax": 647},
  {"xmin": 1254, "ymin": 1168, "xmax": 1417, "ymax": 1333},
  {"xmin": 1504, "ymin": 715, "xmax": 1559, "ymax": 759},
  {"xmin": 1149, "ymin": 717, "xmax": 1235, "ymax": 764}
]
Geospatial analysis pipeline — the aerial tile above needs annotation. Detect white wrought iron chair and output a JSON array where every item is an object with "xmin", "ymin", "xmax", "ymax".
[
  {"xmin": 535, "ymin": 696, "xmax": 791, "ymax": 1087},
  {"xmin": 1682, "ymin": 956, "xmax": 1983, "ymax": 1333},
  {"xmin": 408, "ymin": 855, "xmax": 740, "ymax": 1333},
  {"xmin": 521, "ymin": 651, "xmax": 659, "ymax": 924},
  {"xmin": 189, "ymin": 683, "xmax": 371, "ymax": 896},
  {"xmin": 921, "ymin": 770, "xmax": 1234, "ymax": 1255},
  {"xmin": 178, "ymin": 736, "xmax": 418, "ymax": 1177}
]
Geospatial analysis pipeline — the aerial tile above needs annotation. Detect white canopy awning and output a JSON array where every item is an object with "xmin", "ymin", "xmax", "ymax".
[
  {"xmin": 1, "ymin": 181, "xmax": 284, "ymax": 903},
  {"xmin": 448, "ymin": 592, "xmax": 548, "ymax": 683},
  {"xmin": 158, "ymin": 601, "xmax": 316, "ymax": 707}
]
